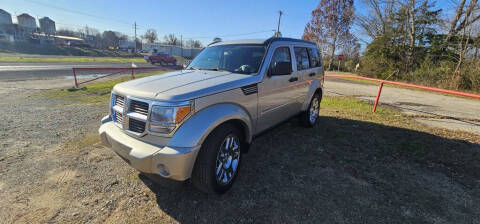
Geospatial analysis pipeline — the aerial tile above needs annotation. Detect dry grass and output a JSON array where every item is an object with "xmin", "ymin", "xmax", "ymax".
[{"xmin": 39, "ymin": 71, "xmax": 165, "ymax": 105}]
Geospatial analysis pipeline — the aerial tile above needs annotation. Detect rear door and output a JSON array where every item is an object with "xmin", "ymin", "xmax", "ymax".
[{"xmin": 293, "ymin": 46, "xmax": 312, "ymax": 106}]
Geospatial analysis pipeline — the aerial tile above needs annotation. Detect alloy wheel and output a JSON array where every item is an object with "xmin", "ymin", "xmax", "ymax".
[{"xmin": 215, "ymin": 134, "xmax": 241, "ymax": 185}]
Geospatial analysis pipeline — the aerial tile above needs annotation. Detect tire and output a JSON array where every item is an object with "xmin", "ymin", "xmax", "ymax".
[
  {"xmin": 300, "ymin": 92, "xmax": 321, "ymax": 127},
  {"xmin": 191, "ymin": 123, "xmax": 244, "ymax": 194}
]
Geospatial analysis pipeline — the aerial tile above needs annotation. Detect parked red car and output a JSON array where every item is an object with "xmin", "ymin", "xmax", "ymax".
[{"xmin": 144, "ymin": 53, "xmax": 177, "ymax": 65}]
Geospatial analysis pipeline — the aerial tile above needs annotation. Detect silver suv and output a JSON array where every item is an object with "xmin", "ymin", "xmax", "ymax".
[{"xmin": 99, "ymin": 37, "xmax": 324, "ymax": 194}]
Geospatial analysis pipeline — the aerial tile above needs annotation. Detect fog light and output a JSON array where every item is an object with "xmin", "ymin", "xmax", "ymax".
[
  {"xmin": 156, "ymin": 164, "xmax": 170, "ymax": 177},
  {"xmin": 149, "ymin": 124, "xmax": 175, "ymax": 133}
]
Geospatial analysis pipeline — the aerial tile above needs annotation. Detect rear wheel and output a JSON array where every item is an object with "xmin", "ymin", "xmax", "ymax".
[
  {"xmin": 300, "ymin": 92, "xmax": 321, "ymax": 127},
  {"xmin": 191, "ymin": 123, "xmax": 243, "ymax": 194}
]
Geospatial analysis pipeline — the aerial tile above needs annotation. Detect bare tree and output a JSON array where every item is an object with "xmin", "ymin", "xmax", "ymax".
[
  {"xmin": 57, "ymin": 28, "xmax": 78, "ymax": 37},
  {"xmin": 446, "ymin": 0, "xmax": 479, "ymax": 42},
  {"xmin": 186, "ymin": 39, "xmax": 203, "ymax": 48},
  {"xmin": 164, "ymin": 33, "xmax": 180, "ymax": 45},
  {"xmin": 142, "ymin": 29, "xmax": 158, "ymax": 44},
  {"xmin": 356, "ymin": 0, "xmax": 396, "ymax": 39},
  {"xmin": 342, "ymin": 33, "xmax": 361, "ymax": 61},
  {"xmin": 302, "ymin": 0, "xmax": 355, "ymax": 70},
  {"xmin": 102, "ymin": 31, "xmax": 121, "ymax": 48}
]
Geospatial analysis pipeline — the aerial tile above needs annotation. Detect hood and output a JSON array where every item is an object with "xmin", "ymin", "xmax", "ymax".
[{"xmin": 113, "ymin": 70, "xmax": 256, "ymax": 101}]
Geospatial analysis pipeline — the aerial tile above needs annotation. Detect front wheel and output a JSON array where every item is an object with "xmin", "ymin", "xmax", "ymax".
[
  {"xmin": 300, "ymin": 92, "xmax": 321, "ymax": 127},
  {"xmin": 191, "ymin": 123, "xmax": 243, "ymax": 194}
]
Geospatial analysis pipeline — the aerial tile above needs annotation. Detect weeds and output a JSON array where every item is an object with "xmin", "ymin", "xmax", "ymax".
[{"xmin": 40, "ymin": 72, "xmax": 165, "ymax": 105}]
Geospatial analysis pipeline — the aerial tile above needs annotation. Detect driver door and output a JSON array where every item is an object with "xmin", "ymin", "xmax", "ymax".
[{"xmin": 256, "ymin": 46, "xmax": 299, "ymax": 133}]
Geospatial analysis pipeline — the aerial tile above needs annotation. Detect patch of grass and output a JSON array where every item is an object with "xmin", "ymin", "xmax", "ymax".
[
  {"xmin": 0, "ymin": 56, "xmax": 146, "ymax": 63},
  {"xmin": 40, "ymin": 71, "xmax": 165, "ymax": 105},
  {"xmin": 322, "ymin": 96, "xmax": 398, "ymax": 119},
  {"xmin": 326, "ymin": 71, "xmax": 480, "ymax": 99},
  {"xmin": 63, "ymin": 133, "xmax": 101, "ymax": 152}
]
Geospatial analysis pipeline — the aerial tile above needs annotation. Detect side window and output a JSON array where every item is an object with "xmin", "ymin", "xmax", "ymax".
[
  {"xmin": 307, "ymin": 48, "xmax": 321, "ymax": 67},
  {"xmin": 294, "ymin": 47, "xmax": 310, "ymax": 70},
  {"xmin": 269, "ymin": 46, "xmax": 291, "ymax": 70}
]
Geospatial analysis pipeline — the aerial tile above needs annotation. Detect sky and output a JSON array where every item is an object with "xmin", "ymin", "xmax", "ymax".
[{"xmin": 1, "ymin": 0, "xmax": 459, "ymax": 45}]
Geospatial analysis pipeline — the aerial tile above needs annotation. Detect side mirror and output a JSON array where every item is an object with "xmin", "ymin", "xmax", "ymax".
[{"xmin": 269, "ymin": 61, "xmax": 292, "ymax": 76}]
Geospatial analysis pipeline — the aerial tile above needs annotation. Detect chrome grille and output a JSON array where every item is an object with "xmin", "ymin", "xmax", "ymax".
[
  {"xmin": 115, "ymin": 112, "xmax": 123, "ymax": 124},
  {"xmin": 130, "ymin": 100, "xmax": 149, "ymax": 115},
  {"xmin": 129, "ymin": 119, "xmax": 146, "ymax": 133},
  {"xmin": 111, "ymin": 94, "xmax": 149, "ymax": 135},
  {"xmin": 115, "ymin": 95, "xmax": 125, "ymax": 107}
]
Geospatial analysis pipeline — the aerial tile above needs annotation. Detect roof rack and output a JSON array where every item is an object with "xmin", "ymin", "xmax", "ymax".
[
  {"xmin": 263, "ymin": 37, "xmax": 315, "ymax": 46},
  {"xmin": 208, "ymin": 40, "xmax": 222, "ymax": 46}
]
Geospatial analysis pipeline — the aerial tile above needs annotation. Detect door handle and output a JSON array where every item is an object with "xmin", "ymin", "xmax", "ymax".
[
  {"xmin": 309, "ymin": 73, "xmax": 316, "ymax": 77},
  {"xmin": 289, "ymin": 77, "xmax": 298, "ymax": 82}
]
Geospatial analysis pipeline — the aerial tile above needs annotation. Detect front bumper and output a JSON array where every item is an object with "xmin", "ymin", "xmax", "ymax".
[{"xmin": 98, "ymin": 121, "xmax": 200, "ymax": 181}]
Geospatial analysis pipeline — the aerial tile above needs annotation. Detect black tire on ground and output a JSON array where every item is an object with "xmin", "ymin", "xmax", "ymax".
[
  {"xmin": 191, "ymin": 123, "xmax": 244, "ymax": 194},
  {"xmin": 300, "ymin": 92, "xmax": 322, "ymax": 127}
]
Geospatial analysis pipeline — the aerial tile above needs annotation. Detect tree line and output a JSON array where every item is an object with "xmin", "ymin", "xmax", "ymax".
[
  {"xmin": 57, "ymin": 27, "xmax": 204, "ymax": 49},
  {"xmin": 302, "ymin": 0, "xmax": 480, "ymax": 92}
]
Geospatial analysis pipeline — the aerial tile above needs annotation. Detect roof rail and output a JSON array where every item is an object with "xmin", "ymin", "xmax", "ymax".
[
  {"xmin": 208, "ymin": 40, "xmax": 222, "ymax": 46},
  {"xmin": 263, "ymin": 37, "xmax": 315, "ymax": 46}
]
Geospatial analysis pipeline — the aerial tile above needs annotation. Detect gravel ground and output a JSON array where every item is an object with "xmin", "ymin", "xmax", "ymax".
[{"xmin": 0, "ymin": 78, "xmax": 479, "ymax": 223}]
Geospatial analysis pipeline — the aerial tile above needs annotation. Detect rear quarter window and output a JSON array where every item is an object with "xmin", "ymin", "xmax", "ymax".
[
  {"xmin": 294, "ymin": 47, "xmax": 310, "ymax": 70},
  {"xmin": 307, "ymin": 48, "xmax": 322, "ymax": 68}
]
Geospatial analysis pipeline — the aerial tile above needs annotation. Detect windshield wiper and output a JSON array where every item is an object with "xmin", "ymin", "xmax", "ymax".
[
  {"xmin": 203, "ymin": 68, "xmax": 229, "ymax": 72},
  {"xmin": 187, "ymin": 67, "xmax": 200, "ymax": 70}
]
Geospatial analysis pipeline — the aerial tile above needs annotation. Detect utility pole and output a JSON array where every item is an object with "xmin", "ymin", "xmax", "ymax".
[
  {"xmin": 133, "ymin": 22, "xmax": 138, "ymax": 53},
  {"xmin": 276, "ymin": 10, "xmax": 283, "ymax": 37},
  {"xmin": 85, "ymin": 25, "xmax": 89, "ymax": 39},
  {"xmin": 180, "ymin": 34, "xmax": 183, "ymax": 57}
]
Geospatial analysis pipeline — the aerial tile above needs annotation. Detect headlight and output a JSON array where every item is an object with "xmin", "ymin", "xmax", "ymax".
[{"xmin": 149, "ymin": 103, "xmax": 192, "ymax": 133}]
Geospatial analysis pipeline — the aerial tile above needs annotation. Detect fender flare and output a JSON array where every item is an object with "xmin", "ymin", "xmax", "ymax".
[
  {"xmin": 301, "ymin": 79, "xmax": 323, "ymax": 111},
  {"xmin": 167, "ymin": 103, "xmax": 253, "ymax": 148}
]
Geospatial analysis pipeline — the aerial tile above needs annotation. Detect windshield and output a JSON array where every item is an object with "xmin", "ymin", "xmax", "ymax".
[{"xmin": 187, "ymin": 44, "xmax": 266, "ymax": 74}]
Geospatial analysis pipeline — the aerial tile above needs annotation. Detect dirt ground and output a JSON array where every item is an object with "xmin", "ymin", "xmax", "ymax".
[{"xmin": 1, "ymin": 76, "xmax": 479, "ymax": 223}]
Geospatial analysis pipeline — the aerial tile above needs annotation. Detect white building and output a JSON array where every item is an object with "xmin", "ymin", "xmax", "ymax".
[
  {"xmin": 39, "ymin": 17, "xmax": 55, "ymax": 35},
  {"xmin": 142, "ymin": 43, "xmax": 202, "ymax": 58},
  {"xmin": 0, "ymin": 9, "xmax": 12, "ymax": 24},
  {"xmin": 0, "ymin": 9, "xmax": 14, "ymax": 41},
  {"xmin": 119, "ymin": 39, "xmax": 135, "ymax": 50},
  {"xmin": 17, "ymin": 13, "xmax": 36, "ymax": 30}
]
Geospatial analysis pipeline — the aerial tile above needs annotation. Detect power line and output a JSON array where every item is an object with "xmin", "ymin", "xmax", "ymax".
[
  {"xmin": 18, "ymin": 0, "xmax": 279, "ymax": 42},
  {"xmin": 22, "ymin": 0, "xmax": 131, "ymax": 25},
  {"xmin": 184, "ymin": 29, "xmax": 276, "ymax": 40}
]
